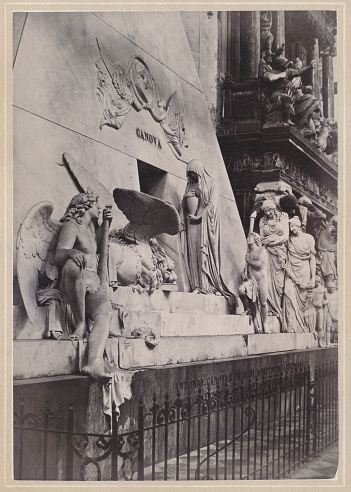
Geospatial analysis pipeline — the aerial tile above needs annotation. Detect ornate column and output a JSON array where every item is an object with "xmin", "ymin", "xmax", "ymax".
[
  {"xmin": 322, "ymin": 50, "xmax": 335, "ymax": 119},
  {"xmin": 219, "ymin": 11, "xmax": 228, "ymax": 76},
  {"xmin": 272, "ymin": 11, "xmax": 285, "ymax": 52},
  {"xmin": 229, "ymin": 11, "xmax": 240, "ymax": 83},
  {"xmin": 312, "ymin": 38, "xmax": 321, "ymax": 102},
  {"xmin": 240, "ymin": 11, "xmax": 260, "ymax": 80}
]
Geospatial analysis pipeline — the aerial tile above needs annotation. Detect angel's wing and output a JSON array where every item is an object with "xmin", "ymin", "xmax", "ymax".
[
  {"xmin": 16, "ymin": 202, "xmax": 62, "ymax": 323},
  {"xmin": 113, "ymin": 188, "xmax": 180, "ymax": 243},
  {"xmin": 97, "ymin": 38, "xmax": 133, "ymax": 103}
]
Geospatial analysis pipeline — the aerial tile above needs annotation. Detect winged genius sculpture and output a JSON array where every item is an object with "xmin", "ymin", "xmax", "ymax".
[{"xmin": 16, "ymin": 155, "xmax": 180, "ymax": 339}]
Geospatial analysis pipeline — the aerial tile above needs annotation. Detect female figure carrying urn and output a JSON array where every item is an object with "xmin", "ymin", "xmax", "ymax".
[
  {"xmin": 259, "ymin": 198, "xmax": 289, "ymax": 322},
  {"xmin": 181, "ymin": 159, "xmax": 237, "ymax": 312}
]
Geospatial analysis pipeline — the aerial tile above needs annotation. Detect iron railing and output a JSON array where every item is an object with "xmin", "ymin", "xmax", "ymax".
[{"xmin": 13, "ymin": 360, "xmax": 338, "ymax": 481}]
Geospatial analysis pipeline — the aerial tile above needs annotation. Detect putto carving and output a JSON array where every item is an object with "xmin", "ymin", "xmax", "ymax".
[{"xmin": 96, "ymin": 39, "xmax": 187, "ymax": 158}]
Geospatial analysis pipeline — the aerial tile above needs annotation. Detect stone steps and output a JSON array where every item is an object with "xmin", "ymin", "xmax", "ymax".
[
  {"xmin": 247, "ymin": 333, "xmax": 318, "ymax": 356},
  {"xmin": 13, "ymin": 333, "xmax": 318, "ymax": 378},
  {"xmin": 111, "ymin": 286, "xmax": 231, "ymax": 315},
  {"xmin": 14, "ymin": 289, "xmax": 232, "ymax": 340},
  {"xmin": 111, "ymin": 311, "xmax": 280, "ymax": 337},
  {"xmin": 118, "ymin": 335, "xmax": 247, "ymax": 369},
  {"xmin": 15, "ymin": 288, "xmax": 281, "ymax": 340},
  {"xmin": 118, "ymin": 333, "xmax": 318, "ymax": 369}
]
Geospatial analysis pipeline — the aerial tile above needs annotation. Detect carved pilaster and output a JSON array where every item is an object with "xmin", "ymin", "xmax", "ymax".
[
  {"xmin": 240, "ymin": 11, "xmax": 260, "ymax": 80},
  {"xmin": 322, "ymin": 52, "xmax": 335, "ymax": 119},
  {"xmin": 229, "ymin": 11, "xmax": 241, "ymax": 83},
  {"xmin": 311, "ymin": 38, "xmax": 321, "ymax": 102},
  {"xmin": 272, "ymin": 11, "xmax": 285, "ymax": 52}
]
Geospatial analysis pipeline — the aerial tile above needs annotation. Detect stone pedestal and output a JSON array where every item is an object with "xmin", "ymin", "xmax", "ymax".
[{"xmin": 13, "ymin": 287, "xmax": 318, "ymax": 378}]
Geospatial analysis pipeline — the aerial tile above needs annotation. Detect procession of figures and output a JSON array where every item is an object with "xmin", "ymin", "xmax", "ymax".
[{"xmin": 240, "ymin": 192, "xmax": 337, "ymax": 346}]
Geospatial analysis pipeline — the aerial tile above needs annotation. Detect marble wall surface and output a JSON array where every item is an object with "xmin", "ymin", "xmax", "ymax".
[{"xmin": 13, "ymin": 11, "xmax": 246, "ymax": 294}]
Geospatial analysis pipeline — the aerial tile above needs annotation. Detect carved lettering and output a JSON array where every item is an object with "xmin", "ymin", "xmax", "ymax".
[{"xmin": 135, "ymin": 128, "xmax": 162, "ymax": 149}]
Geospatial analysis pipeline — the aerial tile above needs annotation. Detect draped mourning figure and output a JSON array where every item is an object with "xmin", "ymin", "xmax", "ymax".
[
  {"xmin": 259, "ymin": 198, "xmax": 289, "ymax": 322},
  {"xmin": 181, "ymin": 159, "xmax": 237, "ymax": 312},
  {"xmin": 282, "ymin": 216, "xmax": 316, "ymax": 333}
]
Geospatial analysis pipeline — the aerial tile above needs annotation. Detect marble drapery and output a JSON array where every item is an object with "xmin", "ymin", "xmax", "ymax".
[
  {"xmin": 259, "ymin": 204, "xmax": 289, "ymax": 322},
  {"xmin": 282, "ymin": 223, "xmax": 316, "ymax": 333},
  {"xmin": 181, "ymin": 159, "xmax": 237, "ymax": 311}
]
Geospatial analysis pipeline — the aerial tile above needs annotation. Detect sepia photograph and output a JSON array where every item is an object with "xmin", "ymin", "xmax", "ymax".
[{"xmin": 9, "ymin": 5, "xmax": 343, "ymax": 486}]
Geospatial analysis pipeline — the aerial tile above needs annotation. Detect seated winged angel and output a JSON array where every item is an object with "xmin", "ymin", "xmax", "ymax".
[
  {"xmin": 17, "ymin": 183, "xmax": 180, "ymax": 383},
  {"xmin": 53, "ymin": 192, "xmax": 113, "ymax": 382}
]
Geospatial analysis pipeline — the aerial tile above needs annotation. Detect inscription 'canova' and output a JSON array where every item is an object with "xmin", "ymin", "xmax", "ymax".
[{"xmin": 136, "ymin": 128, "xmax": 162, "ymax": 149}]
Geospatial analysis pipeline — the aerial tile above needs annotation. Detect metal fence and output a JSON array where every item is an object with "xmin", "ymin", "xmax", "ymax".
[{"xmin": 13, "ymin": 360, "xmax": 338, "ymax": 481}]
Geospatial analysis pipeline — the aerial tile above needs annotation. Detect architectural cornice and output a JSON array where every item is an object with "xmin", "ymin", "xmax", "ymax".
[{"xmin": 218, "ymin": 126, "xmax": 337, "ymax": 182}]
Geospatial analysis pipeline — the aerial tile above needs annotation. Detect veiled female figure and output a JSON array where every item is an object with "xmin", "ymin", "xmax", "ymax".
[
  {"xmin": 181, "ymin": 159, "xmax": 237, "ymax": 310},
  {"xmin": 282, "ymin": 217, "xmax": 316, "ymax": 333},
  {"xmin": 259, "ymin": 198, "xmax": 289, "ymax": 322}
]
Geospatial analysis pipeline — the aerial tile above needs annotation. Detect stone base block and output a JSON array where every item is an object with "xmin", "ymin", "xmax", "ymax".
[
  {"xmin": 295, "ymin": 333, "xmax": 319, "ymax": 350},
  {"xmin": 13, "ymin": 340, "xmax": 80, "ymax": 379},
  {"xmin": 113, "ymin": 312, "xmax": 254, "ymax": 338},
  {"xmin": 13, "ymin": 306, "xmax": 47, "ymax": 339},
  {"xmin": 160, "ymin": 313, "xmax": 253, "ymax": 337},
  {"xmin": 111, "ymin": 287, "xmax": 230, "ymax": 315},
  {"xmin": 247, "ymin": 333, "xmax": 318, "ymax": 356},
  {"xmin": 118, "ymin": 335, "xmax": 247, "ymax": 369},
  {"xmin": 265, "ymin": 316, "xmax": 280, "ymax": 334},
  {"xmin": 112, "ymin": 311, "xmax": 280, "ymax": 338}
]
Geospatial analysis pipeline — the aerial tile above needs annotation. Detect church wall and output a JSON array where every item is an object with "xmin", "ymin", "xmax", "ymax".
[{"xmin": 180, "ymin": 11, "xmax": 219, "ymax": 127}]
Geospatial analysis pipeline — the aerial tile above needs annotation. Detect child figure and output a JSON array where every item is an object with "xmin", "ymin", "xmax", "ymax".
[
  {"xmin": 239, "ymin": 232, "xmax": 269, "ymax": 333},
  {"xmin": 325, "ymin": 281, "xmax": 338, "ymax": 344},
  {"xmin": 312, "ymin": 275, "xmax": 329, "ymax": 347}
]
